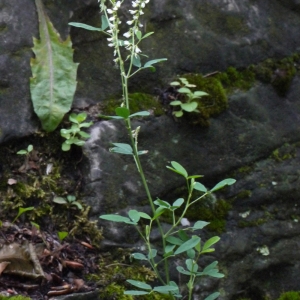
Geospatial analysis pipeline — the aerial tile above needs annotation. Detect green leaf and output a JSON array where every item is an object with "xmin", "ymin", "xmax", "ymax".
[
  {"xmin": 144, "ymin": 58, "xmax": 167, "ymax": 68},
  {"xmin": 17, "ymin": 150, "xmax": 28, "ymax": 155},
  {"xmin": 69, "ymin": 22, "xmax": 102, "ymax": 32},
  {"xmin": 79, "ymin": 121, "xmax": 93, "ymax": 128},
  {"xmin": 78, "ymin": 131, "xmax": 91, "ymax": 139},
  {"xmin": 124, "ymin": 290, "xmax": 149, "ymax": 295},
  {"xmin": 75, "ymin": 112, "xmax": 88, "ymax": 122},
  {"xmin": 204, "ymin": 269, "xmax": 224, "ymax": 278},
  {"xmin": 110, "ymin": 143, "xmax": 133, "ymax": 155},
  {"xmin": 178, "ymin": 229, "xmax": 189, "ymax": 241},
  {"xmin": 172, "ymin": 198, "xmax": 184, "ymax": 209},
  {"xmin": 166, "ymin": 236, "xmax": 184, "ymax": 246},
  {"xmin": 164, "ymin": 244, "xmax": 176, "ymax": 255},
  {"xmin": 138, "ymin": 212, "xmax": 151, "ymax": 219},
  {"xmin": 131, "ymin": 253, "xmax": 148, "ymax": 260},
  {"xmin": 167, "ymin": 161, "xmax": 188, "ymax": 178},
  {"xmin": 153, "ymin": 286, "xmax": 179, "ymax": 293},
  {"xmin": 181, "ymin": 102, "xmax": 198, "ymax": 112},
  {"xmin": 152, "ymin": 207, "xmax": 165, "ymax": 220},
  {"xmin": 210, "ymin": 178, "xmax": 236, "ymax": 192},
  {"xmin": 99, "ymin": 214, "xmax": 131, "ymax": 223},
  {"xmin": 170, "ymin": 81, "xmax": 181, "ymax": 86},
  {"xmin": 58, "ymin": 231, "xmax": 68, "ymax": 241},
  {"xmin": 53, "ymin": 197, "xmax": 67, "ymax": 204},
  {"xmin": 126, "ymin": 280, "xmax": 152, "ymax": 290},
  {"xmin": 193, "ymin": 182, "xmax": 207, "ymax": 192},
  {"xmin": 27, "ymin": 145, "xmax": 33, "ymax": 152},
  {"xmin": 31, "ymin": 221, "xmax": 40, "ymax": 229},
  {"xmin": 204, "ymin": 292, "xmax": 220, "ymax": 300},
  {"xmin": 129, "ymin": 111, "xmax": 150, "ymax": 118},
  {"xmin": 203, "ymin": 261, "xmax": 218, "ymax": 273},
  {"xmin": 115, "ymin": 107, "xmax": 130, "ymax": 119},
  {"xmin": 178, "ymin": 87, "xmax": 191, "ymax": 94},
  {"xmin": 133, "ymin": 54, "xmax": 141, "ymax": 68},
  {"xmin": 170, "ymin": 100, "xmax": 182, "ymax": 106},
  {"xmin": 175, "ymin": 236, "xmax": 201, "ymax": 255},
  {"xmin": 135, "ymin": 30, "xmax": 142, "ymax": 40},
  {"xmin": 186, "ymin": 259, "xmax": 198, "ymax": 272},
  {"xmin": 31, "ymin": 0, "xmax": 79, "ymax": 132},
  {"xmin": 13, "ymin": 207, "xmax": 34, "ymax": 223},
  {"xmin": 176, "ymin": 266, "xmax": 192, "ymax": 276},
  {"xmin": 62, "ymin": 142, "xmax": 71, "ymax": 151},
  {"xmin": 128, "ymin": 210, "xmax": 140, "ymax": 223},
  {"xmin": 101, "ymin": 15, "xmax": 109, "ymax": 31},
  {"xmin": 202, "ymin": 236, "xmax": 220, "ymax": 251},
  {"xmin": 174, "ymin": 110, "xmax": 183, "ymax": 117},
  {"xmin": 72, "ymin": 201, "xmax": 83, "ymax": 210},
  {"xmin": 148, "ymin": 249, "xmax": 157, "ymax": 260},
  {"xmin": 141, "ymin": 32, "xmax": 154, "ymax": 39},
  {"xmin": 194, "ymin": 91, "xmax": 209, "ymax": 97},
  {"xmin": 154, "ymin": 199, "xmax": 170, "ymax": 208},
  {"xmin": 193, "ymin": 221, "xmax": 209, "ymax": 230}
]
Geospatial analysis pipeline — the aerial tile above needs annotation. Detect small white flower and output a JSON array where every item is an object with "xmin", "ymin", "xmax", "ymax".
[
  {"xmin": 115, "ymin": 1, "xmax": 121, "ymax": 8},
  {"xmin": 129, "ymin": 10, "xmax": 137, "ymax": 14},
  {"xmin": 108, "ymin": 43, "xmax": 114, "ymax": 47},
  {"xmin": 132, "ymin": 1, "xmax": 138, "ymax": 7},
  {"xmin": 107, "ymin": 37, "xmax": 113, "ymax": 41},
  {"xmin": 138, "ymin": 23, "xmax": 143, "ymax": 27},
  {"xmin": 180, "ymin": 218, "xmax": 190, "ymax": 226},
  {"xmin": 123, "ymin": 31, "xmax": 131, "ymax": 38},
  {"xmin": 139, "ymin": 11, "xmax": 144, "ymax": 15},
  {"xmin": 135, "ymin": 46, "xmax": 141, "ymax": 53},
  {"xmin": 109, "ymin": 16, "xmax": 115, "ymax": 21},
  {"xmin": 141, "ymin": 2, "xmax": 145, "ymax": 8},
  {"xmin": 123, "ymin": 41, "xmax": 130, "ymax": 45},
  {"xmin": 107, "ymin": 8, "xmax": 113, "ymax": 14},
  {"xmin": 127, "ymin": 20, "xmax": 134, "ymax": 25}
]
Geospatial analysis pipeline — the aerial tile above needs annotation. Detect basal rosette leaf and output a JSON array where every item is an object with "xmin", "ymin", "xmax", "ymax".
[{"xmin": 30, "ymin": 0, "xmax": 79, "ymax": 132}]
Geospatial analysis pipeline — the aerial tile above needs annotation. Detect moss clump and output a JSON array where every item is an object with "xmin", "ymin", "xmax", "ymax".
[
  {"xmin": 270, "ymin": 143, "xmax": 296, "ymax": 162},
  {"xmin": 178, "ymin": 74, "xmax": 228, "ymax": 126},
  {"xmin": 88, "ymin": 248, "xmax": 172, "ymax": 300},
  {"xmin": 101, "ymin": 93, "xmax": 164, "ymax": 117},
  {"xmin": 216, "ymin": 66, "xmax": 255, "ymax": 93},
  {"xmin": 277, "ymin": 291, "xmax": 300, "ymax": 300},
  {"xmin": 250, "ymin": 55, "xmax": 299, "ymax": 96},
  {"xmin": 0, "ymin": 296, "xmax": 31, "ymax": 300}
]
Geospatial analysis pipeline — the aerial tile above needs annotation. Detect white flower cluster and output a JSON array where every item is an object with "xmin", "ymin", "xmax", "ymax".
[{"xmin": 105, "ymin": 0, "xmax": 150, "ymax": 58}]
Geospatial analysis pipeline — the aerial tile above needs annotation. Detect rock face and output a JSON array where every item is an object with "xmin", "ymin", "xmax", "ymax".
[{"xmin": 2, "ymin": 0, "xmax": 300, "ymax": 299}]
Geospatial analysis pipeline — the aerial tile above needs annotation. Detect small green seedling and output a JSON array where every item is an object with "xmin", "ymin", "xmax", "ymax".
[
  {"xmin": 170, "ymin": 77, "xmax": 209, "ymax": 117},
  {"xmin": 17, "ymin": 144, "xmax": 33, "ymax": 155},
  {"xmin": 53, "ymin": 195, "xmax": 83, "ymax": 210},
  {"xmin": 12, "ymin": 206, "xmax": 34, "ymax": 224},
  {"xmin": 60, "ymin": 113, "xmax": 93, "ymax": 151},
  {"xmin": 58, "ymin": 231, "xmax": 68, "ymax": 242}
]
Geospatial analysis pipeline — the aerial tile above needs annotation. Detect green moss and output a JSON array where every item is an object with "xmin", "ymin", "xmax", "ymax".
[
  {"xmin": 88, "ymin": 248, "xmax": 172, "ymax": 300},
  {"xmin": 178, "ymin": 74, "xmax": 228, "ymax": 126},
  {"xmin": 238, "ymin": 218, "xmax": 267, "ymax": 228},
  {"xmin": 102, "ymin": 93, "xmax": 164, "ymax": 117},
  {"xmin": 271, "ymin": 143, "xmax": 296, "ymax": 162},
  {"xmin": 277, "ymin": 291, "xmax": 300, "ymax": 300},
  {"xmin": 216, "ymin": 67, "xmax": 255, "ymax": 93},
  {"xmin": 0, "ymin": 296, "xmax": 31, "ymax": 300}
]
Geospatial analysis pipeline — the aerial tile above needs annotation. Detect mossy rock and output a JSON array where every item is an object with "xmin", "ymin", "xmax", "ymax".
[
  {"xmin": 277, "ymin": 291, "xmax": 300, "ymax": 300},
  {"xmin": 102, "ymin": 93, "xmax": 164, "ymax": 117},
  {"xmin": 178, "ymin": 73, "xmax": 228, "ymax": 126}
]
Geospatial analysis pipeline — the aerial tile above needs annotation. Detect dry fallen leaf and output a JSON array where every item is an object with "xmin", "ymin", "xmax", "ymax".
[{"xmin": 0, "ymin": 261, "xmax": 10, "ymax": 275}]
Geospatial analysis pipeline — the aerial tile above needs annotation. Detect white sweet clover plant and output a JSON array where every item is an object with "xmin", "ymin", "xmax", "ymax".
[{"xmin": 69, "ymin": 1, "xmax": 236, "ymax": 299}]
